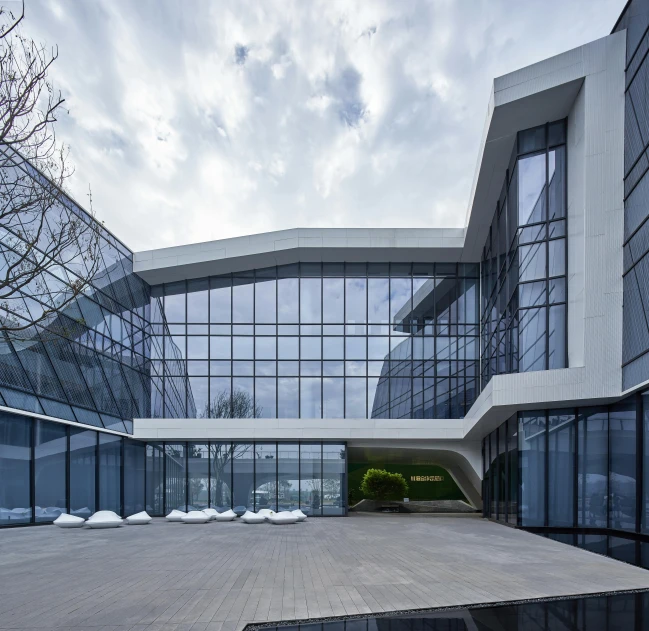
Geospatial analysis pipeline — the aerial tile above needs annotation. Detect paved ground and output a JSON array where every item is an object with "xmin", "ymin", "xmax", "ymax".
[{"xmin": 2, "ymin": 514, "xmax": 649, "ymax": 631}]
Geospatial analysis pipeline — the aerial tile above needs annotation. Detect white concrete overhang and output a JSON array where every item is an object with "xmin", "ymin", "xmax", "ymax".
[{"xmin": 133, "ymin": 228, "xmax": 465, "ymax": 284}]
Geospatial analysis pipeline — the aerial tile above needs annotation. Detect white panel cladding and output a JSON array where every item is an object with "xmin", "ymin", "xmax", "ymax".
[
  {"xmin": 134, "ymin": 227, "xmax": 466, "ymax": 283},
  {"xmin": 463, "ymin": 30, "xmax": 626, "ymax": 439},
  {"xmin": 568, "ymin": 83, "xmax": 586, "ymax": 368}
]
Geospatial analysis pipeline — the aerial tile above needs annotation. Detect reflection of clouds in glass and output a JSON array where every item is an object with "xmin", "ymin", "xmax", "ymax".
[
  {"xmin": 518, "ymin": 154, "xmax": 546, "ymax": 225},
  {"xmin": 323, "ymin": 278, "xmax": 344, "ymax": 322},
  {"xmin": 345, "ymin": 278, "xmax": 366, "ymax": 323},
  {"xmin": 300, "ymin": 378, "xmax": 321, "ymax": 418},
  {"xmin": 233, "ymin": 282, "xmax": 253, "ymax": 322},
  {"xmin": 345, "ymin": 377, "xmax": 366, "ymax": 417},
  {"xmin": 255, "ymin": 377, "xmax": 276, "ymax": 417},
  {"xmin": 278, "ymin": 377, "xmax": 298, "ymax": 418},
  {"xmin": 368, "ymin": 278, "xmax": 389, "ymax": 323},
  {"xmin": 255, "ymin": 279, "xmax": 276, "ymax": 323},
  {"xmin": 390, "ymin": 277, "xmax": 411, "ymax": 321},
  {"xmin": 323, "ymin": 378, "xmax": 344, "ymax": 418},
  {"xmin": 278, "ymin": 278, "xmax": 298, "ymax": 322},
  {"xmin": 300, "ymin": 278, "xmax": 321, "ymax": 323}
]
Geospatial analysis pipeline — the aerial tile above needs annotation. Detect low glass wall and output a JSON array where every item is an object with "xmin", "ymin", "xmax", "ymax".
[
  {"xmin": 483, "ymin": 391, "xmax": 649, "ymax": 536},
  {"xmin": 0, "ymin": 409, "xmax": 145, "ymax": 526},
  {"xmin": 146, "ymin": 441, "xmax": 347, "ymax": 516},
  {"xmin": 0, "ymin": 410, "xmax": 347, "ymax": 526}
]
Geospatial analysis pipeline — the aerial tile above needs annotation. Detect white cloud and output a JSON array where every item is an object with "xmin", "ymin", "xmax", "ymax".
[{"xmin": 24, "ymin": 0, "xmax": 623, "ymax": 251}]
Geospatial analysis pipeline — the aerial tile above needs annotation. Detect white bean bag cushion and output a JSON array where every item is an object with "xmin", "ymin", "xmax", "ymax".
[
  {"xmin": 240, "ymin": 510, "xmax": 266, "ymax": 524},
  {"xmin": 291, "ymin": 509, "xmax": 308, "ymax": 522},
  {"xmin": 268, "ymin": 511, "xmax": 299, "ymax": 525},
  {"xmin": 182, "ymin": 511, "xmax": 210, "ymax": 524},
  {"xmin": 126, "ymin": 511, "xmax": 152, "ymax": 525},
  {"xmin": 202, "ymin": 508, "xmax": 219, "ymax": 520},
  {"xmin": 166, "ymin": 509, "xmax": 186, "ymax": 522},
  {"xmin": 86, "ymin": 510, "xmax": 123, "ymax": 528},
  {"xmin": 53, "ymin": 513, "xmax": 85, "ymax": 528},
  {"xmin": 214, "ymin": 509, "xmax": 237, "ymax": 522},
  {"xmin": 256, "ymin": 508, "xmax": 275, "ymax": 521}
]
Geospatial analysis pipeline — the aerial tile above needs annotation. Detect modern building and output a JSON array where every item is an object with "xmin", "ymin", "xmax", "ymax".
[{"xmin": 0, "ymin": 0, "xmax": 647, "ymax": 556}]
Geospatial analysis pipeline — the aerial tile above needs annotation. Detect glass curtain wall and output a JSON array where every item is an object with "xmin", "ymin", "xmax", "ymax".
[
  {"xmin": 483, "ymin": 392, "xmax": 649, "ymax": 538},
  {"xmin": 0, "ymin": 410, "xmax": 146, "ymax": 526},
  {"xmin": 151, "ymin": 262, "xmax": 479, "ymax": 420},
  {"xmin": 141, "ymin": 440, "xmax": 346, "ymax": 516},
  {"xmin": 481, "ymin": 120, "xmax": 568, "ymax": 390},
  {"xmin": 615, "ymin": 0, "xmax": 649, "ymax": 390},
  {"xmin": 0, "ymin": 154, "xmax": 152, "ymax": 432}
]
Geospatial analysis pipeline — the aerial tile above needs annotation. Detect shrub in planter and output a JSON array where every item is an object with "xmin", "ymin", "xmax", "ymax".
[{"xmin": 360, "ymin": 468, "xmax": 409, "ymax": 501}]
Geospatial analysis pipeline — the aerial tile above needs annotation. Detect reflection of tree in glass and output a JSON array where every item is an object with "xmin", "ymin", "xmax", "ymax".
[
  {"xmin": 189, "ymin": 444, "xmax": 207, "ymax": 505},
  {"xmin": 204, "ymin": 390, "xmax": 260, "ymax": 507},
  {"xmin": 202, "ymin": 390, "xmax": 261, "ymax": 419}
]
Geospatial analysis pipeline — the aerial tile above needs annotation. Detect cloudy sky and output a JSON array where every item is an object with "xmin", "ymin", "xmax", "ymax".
[{"xmin": 21, "ymin": 0, "xmax": 622, "ymax": 252}]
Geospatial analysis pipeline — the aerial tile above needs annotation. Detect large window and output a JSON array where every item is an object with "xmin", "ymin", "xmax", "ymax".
[
  {"xmin": 99, "ymin": 434, "xmax": 122, "ymax": 514},
  {"xmin": 188, "ymin": 443, "xmax": 209, "ymax": 510},
  {"xmin": 34, "ymin": 420, "xmax": 67, "ymax": 522},
  {"xmin": 0, "ymin": 163, "xmax": 154, "ymax": 432},
  {"xmin": 124, "ymin": 440, "xmax": 145, "ymax": 516},
  {"xmin": 152, "ymin": 262, "xmax": 479, "ymax": 420},
  {"xmin": 70, "ymin": 428, "xmax": 96, "ymax": 517},
  {"xmin": 484, "ymin": 393, "xmax": 649, "ymax": 538},
  {"xmin": 0, "ymin": 412, "xmax": 32, "ymax": 525},
  {"xmin": 133, "ymin": 440, "xmax": 347, "ymax": 518},
  {"xmin": 0, "ymin": 410, "xmax": 149, "ymax": 527},
  {"xmin": 481, "ymin": 120, "xmax": 567, "ymax": 388}
]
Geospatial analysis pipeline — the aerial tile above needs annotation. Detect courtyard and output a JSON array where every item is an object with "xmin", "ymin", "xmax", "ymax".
[{"xmin": 1, "ymin": 514, "xmax": 649, "ymax": 631}]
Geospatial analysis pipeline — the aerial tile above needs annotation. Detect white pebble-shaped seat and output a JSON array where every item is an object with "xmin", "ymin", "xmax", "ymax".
[
  {"xmin": 268, "ymin": 511, "xmax": 299, "ymax": 525},
  {"xmin": 291, "ymin": 509, "xmax": 307, "ymax": 522},
  {"xmin": 182, "ymin": 510, "xmax": 210, "ymax": 524},
  {"xmin": 166, "ymin": 509, "xmax": 186, "ymax": 522},
  {"xmin": 86, "ymin": 510, "xmax": 123, "ymax": 529},
  {"xmin": 125, "ymin": 511, "xmax": 152, "ymax": 525},
  {"xmin": 214, "ymin": 509, "xmax": 237, "ymax": 522},
  {"xmin": 202, "ymin": 508, "xmax": 219, "ymax": 520},
  {"xmin": 240, "ymin": 510, "xmax": 266, "ymax": 524},
  {"xmin": 53, "ymin": 513, "xmax": 85, "ymax": 528},
  {"xmin": 256, "ymin": 508, "xmax": 275, "ymax": 521}
]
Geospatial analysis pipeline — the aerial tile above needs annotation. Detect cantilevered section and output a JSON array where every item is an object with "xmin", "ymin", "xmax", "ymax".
[
  {"xmin": 132, "ymin": 31, "xmax": 626, "ymax": 447},
  {"xmin": 134, "ymin": 227, "xmax": 465, "ymax": 284}
]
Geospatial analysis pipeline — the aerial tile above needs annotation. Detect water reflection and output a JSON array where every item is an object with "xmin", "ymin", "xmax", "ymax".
[{"xmin": 256, "ymin": 591, "xmax": 649, "ymax": 631}]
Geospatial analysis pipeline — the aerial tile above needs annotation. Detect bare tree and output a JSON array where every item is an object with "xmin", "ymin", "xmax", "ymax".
[
  {"xmin": 0, "ymin": 2, "xmax": 102, "ymax": 334},
  {"xmin": 206, "ymin": 390, "xmax": 261, "ymax": 506}
]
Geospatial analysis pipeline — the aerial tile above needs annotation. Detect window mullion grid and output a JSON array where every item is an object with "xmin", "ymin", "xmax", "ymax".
[
  {"xmin": 298, "ymin": 267, "xmax": 301, "ymax": 419},
  {"xmin": 230, "ymin": 276, "xmax": 233, "ymax": 417},
  {"xmin": 545, "ymin": 124, "xmax": 550, "ymax": 371},
  {"xmin": 321, "ymin": 271, "xmax": 324, "ymax": 419},
  {"xmin": 253, "ymin": 271, "xmax": 256, "ymax": 418}
]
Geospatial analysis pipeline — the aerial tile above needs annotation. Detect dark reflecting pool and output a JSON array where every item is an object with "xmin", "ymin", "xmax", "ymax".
[{"xmin": 250, "ymin": 591, "xmax": 649, "ymax": 631}]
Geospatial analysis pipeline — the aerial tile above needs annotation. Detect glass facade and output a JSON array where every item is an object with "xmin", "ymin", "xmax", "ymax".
[
  {"xmin": 615, "ymin": 1, "xmax": 649, "ymax": 389},
  {"xmin": 0, "ymin": 161, "xmax": 194, "ymax": 432},
  {"xmin": 483, "ymin": 392, "xmax": 649, "ymax": 540},
  {"xmin": 0, "ymin": 165, "xmax": 167, "ymax": 431},
  {"xmin": 0, "ymin": 409, "xmax": 146, "ymax": 525},
  {"xmin": 144, "ymin": 440, "xmax": 346, "ymax": 516},
  {"xmin": 151, "ymin": 262, "xmax": 479, "ymax": 420},
  {"xmin": 481, "ymin": 121, "xmax": 567, "ymax": 388}
]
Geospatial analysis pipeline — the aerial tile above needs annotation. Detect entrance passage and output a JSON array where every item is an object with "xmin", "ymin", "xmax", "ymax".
[{"xmin": 347, "ymin": 445, "xmax": 482, "ymax": 509}]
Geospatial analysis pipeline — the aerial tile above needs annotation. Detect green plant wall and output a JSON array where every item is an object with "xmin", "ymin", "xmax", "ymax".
[{"xmin": 348, "ymin": 461, "xmax": 467, "ymax": 504}]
